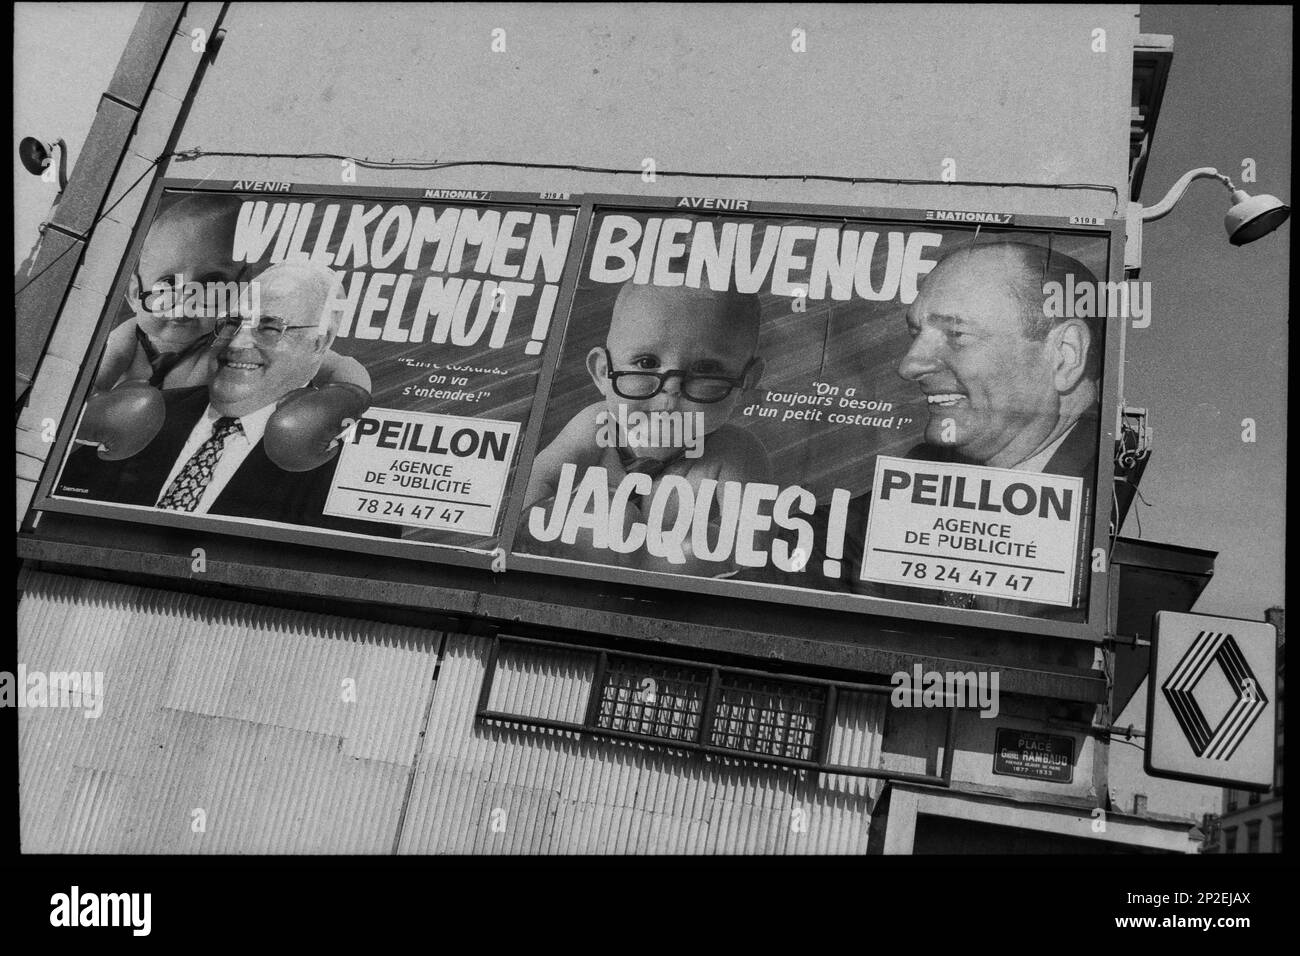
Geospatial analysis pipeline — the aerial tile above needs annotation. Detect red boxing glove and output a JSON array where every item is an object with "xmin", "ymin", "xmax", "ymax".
[
  {"xmin": 75, "ymin": 382, "xmax": 166, "ymax": 460},
  {"xmin": 263, "ymin": 383, "xmax": 371, "ymax": 472}
]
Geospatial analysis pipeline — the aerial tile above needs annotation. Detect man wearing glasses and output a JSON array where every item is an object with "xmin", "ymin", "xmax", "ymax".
[
  {"xmin": 522, "ymin": 281, "xmax": 769, "ymax": 573},
  {"xmin": 58, "ymin": 261, "xmax": 394, "ymax": 535}
]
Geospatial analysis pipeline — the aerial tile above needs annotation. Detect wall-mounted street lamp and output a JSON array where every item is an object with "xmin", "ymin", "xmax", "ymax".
[
  {"xmin": 1142, "ymin": 167, "xmax": 1290, "ymax": 246},
  {"xmin": 18, "ymin": 136, "xmax": 69, "ymax": 191}
]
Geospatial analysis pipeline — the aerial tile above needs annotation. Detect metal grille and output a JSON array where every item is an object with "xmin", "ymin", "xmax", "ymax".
[
  {"xmin": 710, "ymin": 674, "xmax": 826, "ymax": 761},
  {"xmin": 476, "ymin": 634, "xmax": 958, "ymax": 785},
  {"xmin": 595, "ymin": 657, "xmax": 708, "ymax": 743}
]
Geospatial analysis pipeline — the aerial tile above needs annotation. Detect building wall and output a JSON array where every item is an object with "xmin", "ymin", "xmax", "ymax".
[
  {"xmin": 18, "ymin": 569, "xmax": 434, "ymax": 852},
  {"xmin": 1217, "ymin": 797, "xmax": 1283, "ymax": 854},
  {"xmin": 399, "ymin": 633, "xmax": 886, "ymax": 853},
  {"xmin": 171, "ymin": 3, "xmax": 1137, "ymax": 216},
  {"xmin": 20, "ymin": 567, "xmax": 1110, "ymax": 853},
  {"xmin": 20, "ymin": 569, "xmax": 887, "ymax": 852}
]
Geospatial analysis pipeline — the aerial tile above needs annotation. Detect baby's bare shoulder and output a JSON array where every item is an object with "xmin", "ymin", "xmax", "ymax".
[{"xmin": 542, "ymin": 401, "xmax": 607, "ymax": 454}]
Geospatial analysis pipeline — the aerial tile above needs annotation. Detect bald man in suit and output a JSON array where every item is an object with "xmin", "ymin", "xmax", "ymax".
[{"xmin": 755, "ymin": 241, "xmax": 1104, "ymax": 621}]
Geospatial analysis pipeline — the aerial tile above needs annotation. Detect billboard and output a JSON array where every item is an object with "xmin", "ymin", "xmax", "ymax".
[
  {"xmin": 47, "ymin": 183, "xmax": 579, "ymax": 554},
  {"xmin": 512, "ymin": 202, "xmax": 1114, "ymax": 627},
  {"xmin": 38, "ymin": 185, "xmax": 1119, "ymax": 638}
]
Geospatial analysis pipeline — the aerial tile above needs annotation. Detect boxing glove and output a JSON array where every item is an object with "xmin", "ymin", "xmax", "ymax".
[
  {"xmin": 263, "ymin": 383, "xmax": 371, "ymax": 472},
  {"xmin": 75, "ymin": 382, "xmax": 166, "ymax": 460}
]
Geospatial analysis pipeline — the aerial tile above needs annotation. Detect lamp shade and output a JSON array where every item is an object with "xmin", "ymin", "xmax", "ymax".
[
  {"xmin": 1225, "ymin": 189, "xmax": 1291, "ymax": 246},
  {"xmin": 19, "ymin": 137, "xmax": 51, "ymax": 177}
]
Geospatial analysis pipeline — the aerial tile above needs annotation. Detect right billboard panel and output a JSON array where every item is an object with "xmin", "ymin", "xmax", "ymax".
[{"xmin": 514, "ymin": 202, "xmax": 1113, "ymax": 628}]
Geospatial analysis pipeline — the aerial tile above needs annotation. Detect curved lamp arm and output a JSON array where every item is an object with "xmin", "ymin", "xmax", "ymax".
[
  {"xmin": 53, "ymin": 137, "xmax": 69, "ymax": 192},
  {"xmin": 1141, "ymin": 167, "xmax": 1234, "ymax": 222}
]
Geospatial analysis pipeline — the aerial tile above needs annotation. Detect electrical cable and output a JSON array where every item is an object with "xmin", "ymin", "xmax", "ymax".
[
  {"xmin": 167, "ymin": 147, "xmax": 1122, "ymax": 212},
  {"xmin": 15, "ymin": 155, "xmax": 162, "ymax": 298}
]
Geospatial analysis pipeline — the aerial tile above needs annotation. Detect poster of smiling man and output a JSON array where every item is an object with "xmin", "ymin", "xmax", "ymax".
[
  {"xmin": 50, "ymin": 182, "xmax": 579, "ymax": 554},
  {"xmin": 513, "ymin": 202, "xmax": 1114, "ymax": 625}
]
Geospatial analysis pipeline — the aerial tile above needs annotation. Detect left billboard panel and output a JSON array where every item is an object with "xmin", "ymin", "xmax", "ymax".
[{"xmin": 45, "ymin": 182, "xmax": 581, "ymax": 556}]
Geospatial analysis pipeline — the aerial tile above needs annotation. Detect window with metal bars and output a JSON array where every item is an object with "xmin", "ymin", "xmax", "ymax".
[
  {"xmin": 709, "ymin": 672, "xmax": 825, "ymax": 762},
  {"xmin": 595, "ymin": 657, "xmax": 708, "ymax": 743},
  {"xmin": 475, "ymin": 634, "xmax": 957, "ymax": 786}
]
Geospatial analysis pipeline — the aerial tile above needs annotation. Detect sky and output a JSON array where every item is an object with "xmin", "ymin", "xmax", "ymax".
[
  {"xmin": 13, "ymin": 2, "xmax": 143, "ymax": 263},
  {"xmin": 12, "ymin": 3, "xmax": 1289, "ymax": 823},
  {"xmin": 1130, "ymin": 5, "xmax": 1289, "ymax": 622}
]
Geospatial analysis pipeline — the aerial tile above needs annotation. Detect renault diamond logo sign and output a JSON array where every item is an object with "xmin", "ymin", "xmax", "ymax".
[
  {"xmin": 1161, "ymin": 630, "xmax": 1267, "ymax": 759},
  {"xmin": 1147, "ymin": 611, "xmax": 1277, "ymax": 789}
]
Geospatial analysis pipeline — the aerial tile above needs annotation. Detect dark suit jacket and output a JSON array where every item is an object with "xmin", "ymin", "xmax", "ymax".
[
  {"xmin": 56, "ymin": 385, "xmax": 400, "ymax": 538},
  {"xmin": 747, "ymin": 412, "xmax": 1100, "ymax": 622}
]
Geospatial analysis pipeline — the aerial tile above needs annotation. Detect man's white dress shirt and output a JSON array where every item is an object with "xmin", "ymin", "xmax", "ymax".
[{"xmin": 156, "ymin": 402, "xmax": 277, "ymax": 513}]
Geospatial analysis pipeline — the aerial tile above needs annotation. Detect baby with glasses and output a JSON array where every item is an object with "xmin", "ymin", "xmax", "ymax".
[
  {"xmin": 94, "ymin": 196, "xmax": 368, "ymax": 395},
  {"xmin": 524, "ymin": 281, "xmax": 770, "ymax": 571}
]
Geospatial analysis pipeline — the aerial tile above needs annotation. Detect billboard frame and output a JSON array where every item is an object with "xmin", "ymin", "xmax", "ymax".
[
  {"xmin": 504, "ymin": 193, "xmax": 1125, "ymax": 643},
  {"xmin": 32, "ymin": 179, "xmax": 589, "ymax": 573},
  {"xmin": 31, "ymin": 183, "xmax": 1124, "ymax": 644}
]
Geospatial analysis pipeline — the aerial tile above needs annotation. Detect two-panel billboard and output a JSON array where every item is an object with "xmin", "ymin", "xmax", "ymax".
[{"xmin": 38, "ymin": 182, "xmax": 1121, "ymax": 639}]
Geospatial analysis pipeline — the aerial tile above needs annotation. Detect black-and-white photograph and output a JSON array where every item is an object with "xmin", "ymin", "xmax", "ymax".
[{"xmin": 9, "ymin": 1, "xmax": 1290, "ymax": 937}]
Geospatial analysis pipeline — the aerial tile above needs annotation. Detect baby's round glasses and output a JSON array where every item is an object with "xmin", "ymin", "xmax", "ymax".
[
  {"xmin": 135, "ymin": 270, "xmax": 242, "ymax": 316},
  {"xmin": 602, "ymin": 348, "xmax": 759, "ymax": 404}
]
